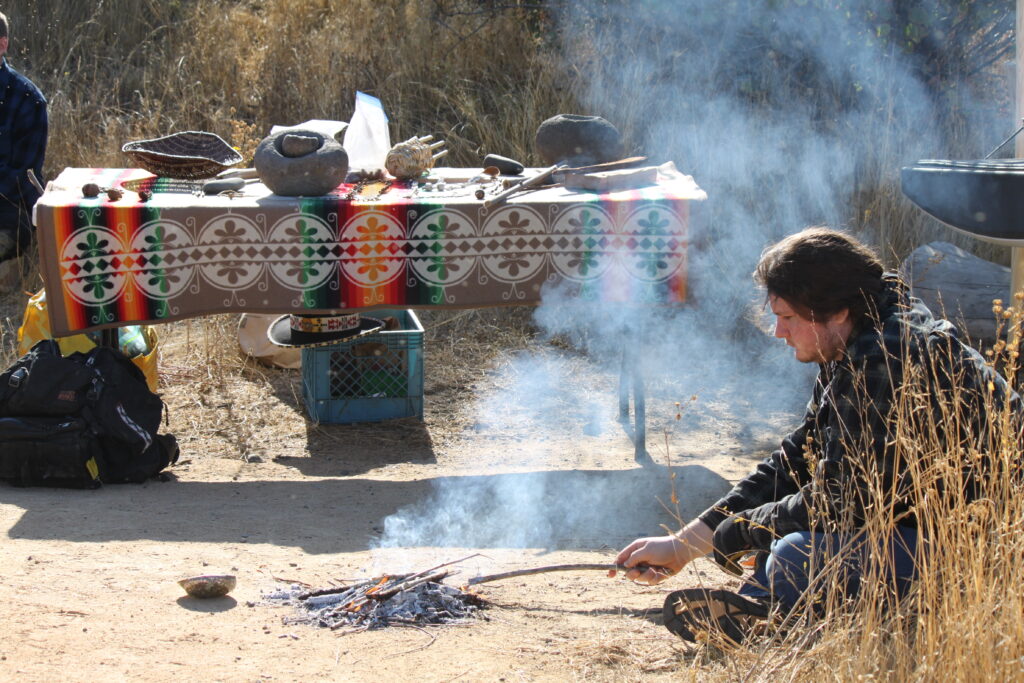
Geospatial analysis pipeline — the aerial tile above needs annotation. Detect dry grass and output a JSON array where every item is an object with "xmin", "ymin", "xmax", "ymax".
[
  {"xmin": 2, "ymin": 1, "xmax": 1022, "ymax": 679},
  {"xmin": 561, "ymin": 626, "xmax": 695, "ymax": 679},
  {"xmin": 687, "ymin": 298, "xmax": 1024, "ymax": 683},
  {"xmin": 10, "ymin": 0, "xmax": 569, "ymax": 171},
  {"xmin": 8, "ymin": 0, "xmax": 1009, "ymax": 266}
]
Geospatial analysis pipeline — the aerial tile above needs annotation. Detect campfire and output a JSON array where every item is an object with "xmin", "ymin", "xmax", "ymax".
[
  {"xmin": 265, "ymin": 559, "xmax": 635, "ymax": 633},
  {"xmin": 265, "ymin": 566, "xmax": 486, "ymax": 633}
]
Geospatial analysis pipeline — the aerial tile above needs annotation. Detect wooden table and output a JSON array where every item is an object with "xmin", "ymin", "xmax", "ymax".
[{"xmin": 34, "ymin": 167, "xmax": 706, "ymax": 458}]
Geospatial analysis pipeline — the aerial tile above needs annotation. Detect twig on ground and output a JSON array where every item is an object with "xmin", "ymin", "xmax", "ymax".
[{"xmin": 385, "ymin": 623, "xmax": 437, "ymax": 658}]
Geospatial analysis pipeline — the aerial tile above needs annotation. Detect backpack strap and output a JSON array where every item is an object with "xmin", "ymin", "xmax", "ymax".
[{"xmin": 7, "ymin": 367, "xmax": 27, "ymax": 388}]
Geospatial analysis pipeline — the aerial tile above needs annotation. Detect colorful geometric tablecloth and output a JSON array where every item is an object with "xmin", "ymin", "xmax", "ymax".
[{"xmin": 34, "ymin": 167, "xmax": 705, "ymax": 336}]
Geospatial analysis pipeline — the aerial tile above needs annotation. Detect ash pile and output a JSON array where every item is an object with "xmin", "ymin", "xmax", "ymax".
[{"xmin": 265, "ymin": 570, "xmax": 487, "ymax": 633}]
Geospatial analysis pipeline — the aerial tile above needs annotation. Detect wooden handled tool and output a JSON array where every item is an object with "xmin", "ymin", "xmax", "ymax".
[
  {"xmin": 482, "ymin": 163, "xmax": 565, "ymax": 210},
  {"xmin": 555, "ymin": 156, "xmax": 648, "ymax": 177}
]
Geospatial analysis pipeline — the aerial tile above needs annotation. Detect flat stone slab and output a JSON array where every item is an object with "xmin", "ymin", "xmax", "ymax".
[{"xmin": 901, "ymin": 240, "xmax": 1009, "ymax": 343}]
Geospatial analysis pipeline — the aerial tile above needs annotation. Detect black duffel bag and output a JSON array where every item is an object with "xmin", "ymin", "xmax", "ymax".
[
  {"xmin": 0, "ymin": 415, "xmax": 104, "ymax": 487},
  {"xmin": 0, "ymin": 340, "xmax": 178, "ymax": 487}
]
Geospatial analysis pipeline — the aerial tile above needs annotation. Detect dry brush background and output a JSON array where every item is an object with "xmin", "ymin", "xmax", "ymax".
[{"xmin": 1, "ymin": 1, "xmax": 1023, "ymax": 680}]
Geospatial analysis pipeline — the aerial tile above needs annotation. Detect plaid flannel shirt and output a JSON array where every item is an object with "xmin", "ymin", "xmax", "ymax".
[
  {"xmin": 698, "ymin": 274, "xmax": 1021, "ymax": 549},
  {"xmin": 0, "ymin": 57, "xmax": 46, "ymax": 223}
]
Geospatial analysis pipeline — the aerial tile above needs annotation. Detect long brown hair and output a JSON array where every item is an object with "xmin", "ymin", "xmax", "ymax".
[{"xmin": 754, "ymin": 226, "xmax": 884, "ymax": 324}]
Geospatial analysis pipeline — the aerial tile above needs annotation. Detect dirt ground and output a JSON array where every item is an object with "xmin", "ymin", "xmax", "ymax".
[{"xmin": 0, "ymin": 302, "xmax": 790, "ymax": 682}]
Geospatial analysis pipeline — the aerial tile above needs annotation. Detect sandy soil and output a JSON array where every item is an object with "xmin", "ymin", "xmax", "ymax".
[{"xmin": 0, "ymin": 310, "xmax": 791, "ymax": 682}]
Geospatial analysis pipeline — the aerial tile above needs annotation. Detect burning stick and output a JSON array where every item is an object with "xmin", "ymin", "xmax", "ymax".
[
  {"xmin": 467, "ymin": 562, "xmax": 654, "ymax": 585},
  {"xmin": 297, "ymin": 576, "xmax": 405, "ymax": 601},
  {"xmin": 370, "ymin": 569, "xmax": 451, "ymax": 600}
]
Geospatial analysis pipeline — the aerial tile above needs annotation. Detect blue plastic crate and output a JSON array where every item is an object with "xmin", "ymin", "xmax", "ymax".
[{"xmin": 301, "ymin": 309, "xmax": 424, "ymax": 423}]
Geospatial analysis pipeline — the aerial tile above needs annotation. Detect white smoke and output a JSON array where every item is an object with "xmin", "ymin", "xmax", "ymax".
[{"xmin": 375, "ymin": 1, "xmax": 1005, "ymax": 552}]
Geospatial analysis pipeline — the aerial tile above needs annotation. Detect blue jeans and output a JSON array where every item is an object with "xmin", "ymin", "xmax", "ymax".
[{"xmin": 737, "ymin": 526, "xmax": 919, "ymax": 611}]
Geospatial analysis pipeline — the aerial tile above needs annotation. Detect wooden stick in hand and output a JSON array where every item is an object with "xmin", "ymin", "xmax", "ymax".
[{"xmin": 467, "ymin": 562, "xmax": 651, "ymax": 585}]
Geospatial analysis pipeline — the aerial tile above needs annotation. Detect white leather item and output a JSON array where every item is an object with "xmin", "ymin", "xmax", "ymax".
[{"xmin": 237, "ymin": 313, "xmax": 301, "ymax": 369}]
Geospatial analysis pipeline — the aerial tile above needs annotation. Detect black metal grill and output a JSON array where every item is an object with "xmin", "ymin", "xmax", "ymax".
[{"xmin": 901, "ymin": 159, "xmax": 1024, "ymax": 242}]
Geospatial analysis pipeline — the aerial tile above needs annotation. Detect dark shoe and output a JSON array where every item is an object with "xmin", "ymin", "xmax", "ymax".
[{"xmin": 663, "ymin": 588, "xmax": 769, "ymax": 646}]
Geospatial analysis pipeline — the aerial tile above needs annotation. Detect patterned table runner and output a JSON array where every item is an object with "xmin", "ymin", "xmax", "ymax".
[{"xmin": 34, "ymin": 167, "xmax": 705, "ymax": 335}]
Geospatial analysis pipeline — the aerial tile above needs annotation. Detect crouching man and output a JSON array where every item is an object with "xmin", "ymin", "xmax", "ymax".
[{"xmin": 613, "ymin": 227, "xmax": 1021, "ymax": 645}]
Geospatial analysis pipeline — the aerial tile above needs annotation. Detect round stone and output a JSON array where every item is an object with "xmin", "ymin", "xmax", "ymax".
[
  {"xmin": 254, "ymin": 129, "xmax": 349, "ymax": 196},
  {"xmin": 535, "ymin": 114, "xmax": 624, "ymax": 166},
  {"xmin": 280, "ymin": 133, "xmax": 321, "ymax": 158}
]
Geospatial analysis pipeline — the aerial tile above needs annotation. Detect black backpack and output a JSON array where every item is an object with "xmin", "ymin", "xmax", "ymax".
[{"xmin": 0, "ymin": 340, "xmax": 178, "ymax": 487}]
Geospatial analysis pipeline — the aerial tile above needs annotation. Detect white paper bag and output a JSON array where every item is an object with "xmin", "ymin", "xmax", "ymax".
[{"xmin": 342, "ymin": 91, "xmax": 391, "ymax": 172}]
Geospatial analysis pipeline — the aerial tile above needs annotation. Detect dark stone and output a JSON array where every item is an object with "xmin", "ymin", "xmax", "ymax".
[
  {"xmin": 534, "ymin": 114, "xmax": 624, "ymax": 166},
  {"xmin": 254, "ymin": 129, "xmax": 349, "ymax": 196},
  {"xmin": 203, "ymin": 177, "xmax": 246, "ymax": 195},
  {"xmin": 281, "ymin": 133, "xmax": 321, "ymax": 158},
  {"xmin": 483, "ymin": 154, "xmax": 525, "ymax": 175}
]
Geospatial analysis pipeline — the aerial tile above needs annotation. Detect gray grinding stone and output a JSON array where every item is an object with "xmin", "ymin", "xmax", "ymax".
[
  {"xmin": 281, "ymin": 133, "xmax": 322, "ymax": 158},
  {"xmin": 535, "ymin": 114, "xmax": 623, "ymax": 166},
  {"xmin": 254, "ymin": 129, "xmax": 348, "ymax": 196},
  {"xmin": 203, "ymin": 177, "xmax": 245, "ymax": 194}
]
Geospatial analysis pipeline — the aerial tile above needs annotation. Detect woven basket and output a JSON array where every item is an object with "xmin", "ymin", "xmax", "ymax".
[{"xmin": 121, "ymin": 131, "xmax": 243, "ymax": 179}]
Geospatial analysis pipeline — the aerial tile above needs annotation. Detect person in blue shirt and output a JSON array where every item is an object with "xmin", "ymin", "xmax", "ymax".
[{"xmin": 0, "ymin": 11, "xmax": 46, "ymax": 264}]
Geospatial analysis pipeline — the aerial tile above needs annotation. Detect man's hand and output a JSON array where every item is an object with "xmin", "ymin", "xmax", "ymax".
[
  {"xmin": 610, "ymin": 520, "xmax": 714, "ymax": 585},
  {"xmin": 611, "ymin": 536, "xmax": 682, "ymax": 584}
]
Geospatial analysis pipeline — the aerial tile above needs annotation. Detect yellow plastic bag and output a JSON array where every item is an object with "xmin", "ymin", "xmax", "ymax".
[{"xmin": 17, "ymin": 289, "xmax": 160, "ymax": 393}]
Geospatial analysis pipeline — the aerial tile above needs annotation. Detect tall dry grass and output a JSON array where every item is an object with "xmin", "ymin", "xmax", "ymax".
[
  {"xmin": 675, "ymin": 300, "xmax": 1024, "ymax": 682},
  {"xmin": 7, "ymin": 0, "xmax": 575, "ymax": 171},
  {"xmin": 0, "ymin": 2, "xmax": 1022, "ymax": 679},
  {"xmin": 4, "ymin": 0, "xmax": 1010, "ymax": 266}
]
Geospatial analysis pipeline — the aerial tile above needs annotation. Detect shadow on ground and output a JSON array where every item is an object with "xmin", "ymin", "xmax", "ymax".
[
  {"xmin": 271, "ymin": 416, "xmax": 438, "ymax": 476},
  {"xmin": 2, "ymin": 463, "xmax": 729, "ymax": 555}
]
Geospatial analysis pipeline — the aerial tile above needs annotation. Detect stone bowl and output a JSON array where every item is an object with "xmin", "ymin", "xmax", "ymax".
[
  {"xmin": 535, "ymin": 114, "xmax": 623, "ymax": 167},
  {"xmin": 254, "ymin": 129, "xmax": 348, "ymax": 196},
  {"xmin": 178, "ymin": 574, "xmax": 237, "ymax": 599}
]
